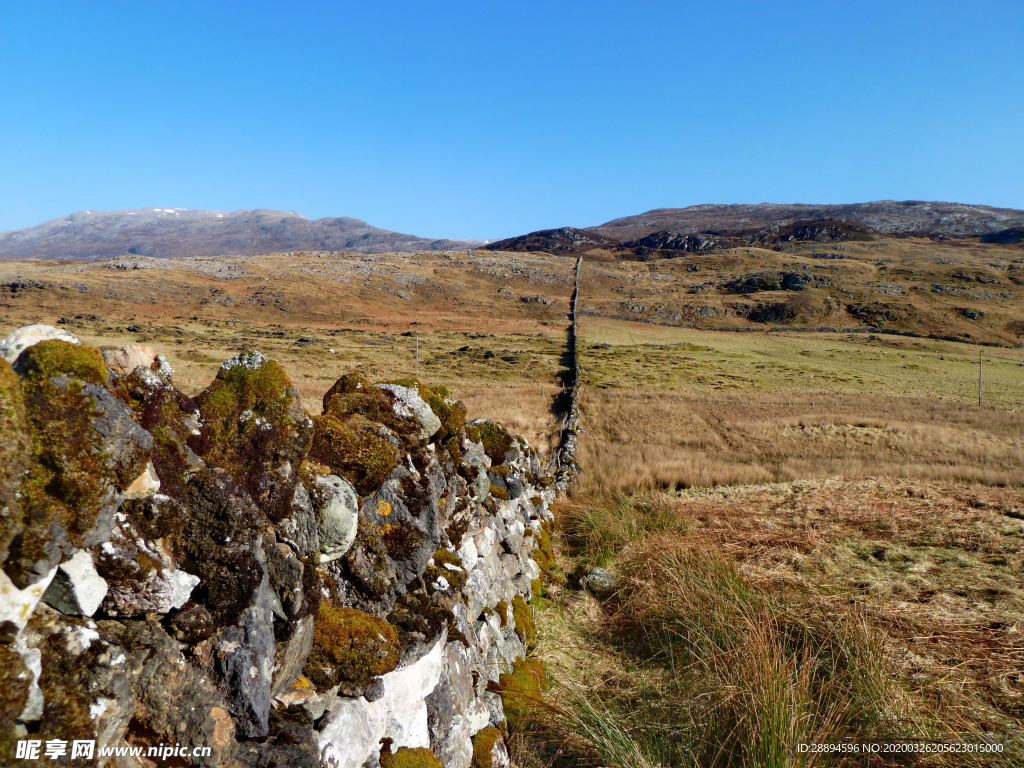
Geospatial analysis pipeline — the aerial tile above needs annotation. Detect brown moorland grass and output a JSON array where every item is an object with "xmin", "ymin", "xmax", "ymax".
[
  {"xmin": 576, "ymin": 389, "xmax": 1024, "ymax": 495},
  {"xmin": 525, "ymin": 487, "xmax": 1024, "ymax": 766}
]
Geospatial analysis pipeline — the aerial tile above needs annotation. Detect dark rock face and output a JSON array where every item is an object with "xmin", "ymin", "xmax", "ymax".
[
  {"xmin": 0, "ymin": 331, "xmax": 562, "ymax": 768},
  {"xmin": 623, "ymin": 231, "xmax": 727, "ymax": 253},
  {"xmin": 720, "ymin": 271, "xmax": 831, "ymax": 294},
  {"xmin": 479, "ymin": 227, "xmax": 620, "ymax": 253}
]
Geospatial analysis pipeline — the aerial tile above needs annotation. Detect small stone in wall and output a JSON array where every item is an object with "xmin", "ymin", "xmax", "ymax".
[{"xmin": 41, "ymin": 550, "xmax": 108, "ymax": 617}]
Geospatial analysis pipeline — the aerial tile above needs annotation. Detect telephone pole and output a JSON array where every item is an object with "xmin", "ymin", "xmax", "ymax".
[{"xmin": 415, "ymin": 335, "xmax": 419, "ymax": 379}]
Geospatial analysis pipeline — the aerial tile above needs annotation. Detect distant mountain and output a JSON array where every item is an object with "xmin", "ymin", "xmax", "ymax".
[
  {"xmin": 588, "ymin": 201, "xmax": 1024, "ymax": 240},
  {"xmin": 0, "ymin": 208, "xmax": 478, "ymax": 260}
]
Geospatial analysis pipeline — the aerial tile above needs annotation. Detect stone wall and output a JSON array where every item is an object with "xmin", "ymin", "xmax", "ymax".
[
  {"xmin": 553, "ymin": 256, "xmax": 583, "ymax": 492},
  {"xmin": 0, "ymin": 324, "xmax": 565, "ymax": 768}
]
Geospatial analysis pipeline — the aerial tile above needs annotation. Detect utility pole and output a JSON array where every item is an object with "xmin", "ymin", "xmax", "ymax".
[
  {"xmin": 415, "ymin": 335, "xmax": 419, "ymax": 379},
  {"xmin": 978, "ymin": 349, "xmax": 982, "ymax": 407}
]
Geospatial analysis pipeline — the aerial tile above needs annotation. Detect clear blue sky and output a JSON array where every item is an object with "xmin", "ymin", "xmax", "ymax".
[{"xmin": 1, "ymin": 1, "xmax": 1021, "ymax": 239}]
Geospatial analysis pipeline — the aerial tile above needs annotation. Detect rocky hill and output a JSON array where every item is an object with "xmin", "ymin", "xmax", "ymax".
[
  {"xmin": 590, "ymin": 200, "xmax": 1024, "ymax": 240},
  {"xmin": 480, "ymin": 201, "xmax": 1024, "ymax": 258},
  {"xmin": 0, "ymin": 325, "xmax": 570, "ymax": 767},
  {"xmin": 0, "ymin": 208, "xmax": 478, "ymax": 261}
]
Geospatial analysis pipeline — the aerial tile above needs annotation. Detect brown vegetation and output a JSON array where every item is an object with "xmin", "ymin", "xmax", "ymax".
[{"xmin": 577, "ymin": 389, "xmax": 1024, "ymax": 494}]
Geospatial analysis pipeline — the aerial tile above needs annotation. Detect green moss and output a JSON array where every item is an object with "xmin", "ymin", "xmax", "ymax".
[
  {"xmin": 476, "ymin": 421, "xmax": 513, "ymax": 464},
  {"xmin": 471, "ymin": 727, "xmax": 505, "ymax": 768},
  {"xmin": 531, "ymin": 496, "xmax": 543, "ymax": 507},
  {"xmin": 425, "ymin": 549, "xmax": 466, "ymax": 591},
  {"xmin": 489, "ymin": 485, "xmax": 508, "ymax": 501},
  {"xmin": 380, "ymin": 742, "xmax": 444, "ymax": 768},
  {"xmin": 324, "ymin": 386, "xmax": 418, "ymax": 439},
  {"xmin": 321, "ymin": 372, "xmax": 373, "ymax": 408},
  {"xmin": 495, "ymin": 600, "xmax": 509, "ymax": 627},
  {"xmin": 304, "ymin": 604, "xmax": 401, "ymax": 688},
  {"xmin": 530, "ymin": 578, "xmax": 542, "ymax": 596},
  {"xmin": 379, "ymin": 518, "xmax": 424, "ymax": 561},
  {"xmin": 465, "ymin": 425, "xmax": 481, "ymax": 444},
  {"xmin": 0, "ymin": 359, "xmax": 28, "ymax": 518},
  {"xmin": 6, "ymin": 372, "xmax": 127, "ymax": 581},
  {"xmin": 18, "ymin": 340, "xmax": 107, "ymax": 385},
  {"xmin": 497, "ymin": 658, "xmax": 547, "ymax": 730},
  {"xmin": 0, "ymin": 644, "xmax": 30, "ymax": 756},
  {"xmin": 190, "ymin": 352, "xmax": 306, "ymax": 515},
  {"xmin": 511, "ymin": 594, "xmax": 536, "ymax": 647},
  {"xmin": 309, "ymin": 414, "xmax": 399, "ymax": 495}
]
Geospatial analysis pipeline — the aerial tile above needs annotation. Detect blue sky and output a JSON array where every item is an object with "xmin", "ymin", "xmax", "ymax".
[{"xmin": 1, "ymin": 1, "xmax": 1021, "ymax": 239}]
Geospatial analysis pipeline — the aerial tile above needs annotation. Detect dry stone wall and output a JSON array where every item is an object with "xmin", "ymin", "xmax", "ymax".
[
  {"xmin": 553, "ymin": 256, "xmax": 583, "ymax": 492},
  {"xmin": 0, "ymin": 324, "xmax": 566, "ymax": 768}
]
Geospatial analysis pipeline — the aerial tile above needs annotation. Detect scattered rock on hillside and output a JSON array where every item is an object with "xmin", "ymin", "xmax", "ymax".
[{"xmin": 0, "ymin": 324, "xmax": 80, "ymax": 364}]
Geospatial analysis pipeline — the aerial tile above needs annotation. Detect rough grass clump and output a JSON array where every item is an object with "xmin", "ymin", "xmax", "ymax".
[
  {"xmin": 511, "ymin": 594, "xmax": 536, "ymax": 647},
  {"xmin": 309, "ymin": 413, "xmax": 399, "ymax": 495},
  {"xmin": 304, "ymin": 604, "xmax": 401, "ymax": 689},
  {"xmin": 471, "ymin": 727, "xmax": 505, "ymax": 768},
  {"xmin": 560, "ymin": 493, "xmax": 688, "ymax": 567},
  {"xmin": 498, "ymin": 658, "xmax": 547, "ymax": 730},
  {"xmin": 18, "ymin": 340, "xmax": 107, "ymax": 385}
]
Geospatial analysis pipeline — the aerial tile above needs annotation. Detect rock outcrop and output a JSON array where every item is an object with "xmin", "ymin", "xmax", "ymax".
[{"xmin": 0, "ymin": 324, "xmax": 561, "ymax": 767}]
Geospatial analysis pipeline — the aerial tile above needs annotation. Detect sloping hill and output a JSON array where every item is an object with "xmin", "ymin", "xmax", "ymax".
[
  {"xmin": 0, "ymin": 208, "xmax": 477, "ymax": 260},
  {"xmin": 589, "ymin": 200, "xmax": 1024, "ymax": 240}
]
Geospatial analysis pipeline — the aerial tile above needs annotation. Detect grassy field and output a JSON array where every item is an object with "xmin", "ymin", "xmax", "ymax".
[{"xmin": 575, "ymin": 317, "xmax": 1024, "ymax": 494}]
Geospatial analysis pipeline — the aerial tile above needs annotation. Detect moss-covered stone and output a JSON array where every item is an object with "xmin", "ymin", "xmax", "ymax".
[
  {"xmin": 497, "ymin": 658, "xmax": 547, "ymax": 730},
  {"xmin": 0, "ymin": 644, "xmax": 31, "ymax": 757},
  {"xmin": 309, "ymin": 413, "xmax": 400, "ymax": 495},
  {"xmin": 475, "ymin": 422, "xmax": 513, "ymax": 465},
  {"xmin": 495, "ymin": 600, "xmax": 509, "ymax": 627},
  {"xmin": 304, "ymin": 604, "xmax": 401, "ymax": 689},
  {"xmin": 0, "ymin": 359, "xmax": 29, "ymax": 562},
  {"xmin": 489, "ymin": 485, "xmax": 508, "ymax": 501},
  {"xmin": 18, "ymin": 340, "xmax": 107, "ymax": 385},
  {"xmin": 7, "ymin": 370, "xmax": 140, "ymax": 584},
  {"xmin": 424, "ymin": 549, "xmax": 467, "ymax": 591},
  {"xmin": 511, "ymin": 594, "xmax": 536, "ymax": 647},
  {"xmin": 190, "ymin": 351, "xmax": 310, "ymax": 521},
  {"xmin": 471, "ymin": 727, "xmax": 505, "ymax": 768},
  {"xmin": 379, "ymin": 741, "xmax": 444, "ymax": 768}
]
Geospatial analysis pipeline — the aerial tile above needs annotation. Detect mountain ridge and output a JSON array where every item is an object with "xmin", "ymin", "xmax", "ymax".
[{"xmin": 0, "ymin": 207, "xmax": 479, "ymax": 261}]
